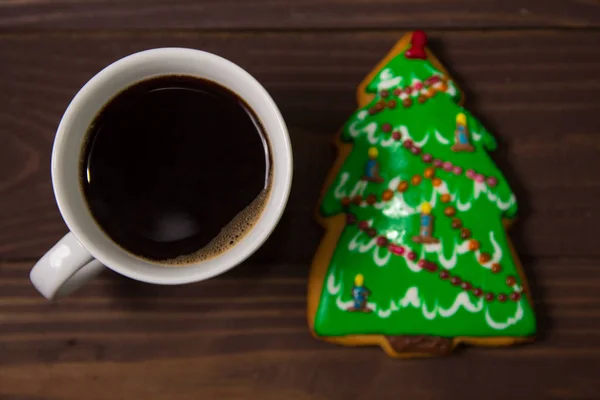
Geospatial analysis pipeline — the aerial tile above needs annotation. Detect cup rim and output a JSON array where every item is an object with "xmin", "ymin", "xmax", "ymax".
[{"xmin": 52, "ymin": 48, "xmax": 292, "ymax": 284}]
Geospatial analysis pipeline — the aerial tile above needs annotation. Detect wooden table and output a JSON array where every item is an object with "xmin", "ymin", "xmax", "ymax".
[{"xmin": 1, "ymin": 1, "xmax": 600, "ymax": 399}]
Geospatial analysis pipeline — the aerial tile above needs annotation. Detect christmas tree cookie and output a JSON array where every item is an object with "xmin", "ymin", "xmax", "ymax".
[{"xmin": 308, "ymin": 31, "xmax": 536, "ymax": 357}]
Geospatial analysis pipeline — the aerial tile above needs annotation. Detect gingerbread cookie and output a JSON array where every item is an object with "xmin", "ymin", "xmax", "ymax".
[{"xmin": 308, "ymin": 31, "xmax": 536, "ymax": 357}]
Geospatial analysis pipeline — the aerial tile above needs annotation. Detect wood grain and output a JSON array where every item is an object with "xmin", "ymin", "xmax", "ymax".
[
  {"xmin": 1, "ymin": 0, "xmax": 599, "ymax": 396},
  {"xmin": 1, "ymin": 0, "xmax": 599, "ymax": 30},
  {"xmin": 1, "ymin": 259, "xmax": 599, "ymax": 399},
  {"xmin": 1, "ymin": 31, "xmax": 599, "ymax": 260}
]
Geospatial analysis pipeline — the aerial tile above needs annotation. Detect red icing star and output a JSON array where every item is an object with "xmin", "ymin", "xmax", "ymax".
[{"xmin": 405, "ymin": 30, "xmax": 427, "ymax": 60}]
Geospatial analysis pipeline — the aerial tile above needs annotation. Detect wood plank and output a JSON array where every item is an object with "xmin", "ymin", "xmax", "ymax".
[
  {"xmin": 1, "ymin": 0, "xmax": 599, "ymax": 30},
  {"xmin": 1, "ymin": 258, "xmax": 599, "ymax": 399},
  {"xmin": 1, "ymin": 31, "xmax": 599, "ymax": 259}
]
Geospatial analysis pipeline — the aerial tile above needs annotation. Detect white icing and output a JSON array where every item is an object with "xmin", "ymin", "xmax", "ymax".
[
  {"xmin": 374, "ymin": 200, "xmax": 387, "ymax": 210},
  {"xmin": 336, "ymin": 296, "xmax": 354, "ymax": 310},
  {"xmin": 468, "ymin": 176, "xmax": 517, "ymax": 212},
  {"xmin": 328, "ymin": 263, "xmax": 527, "ymax": 329},
  {"xmin": 400, "ymin": 287, "xmax": 421, "ymax": 308},
  {"xmin": 450, "ymin": 191, "xmax": 457, "ymax": 202},
  {"xmin": 348, "ymin": 121, "xmax": 361, "ymax": 138},
  {"xmin": 365, "ymin": 123, "xmax": 378, "ymax": 144},
  {"xmin": 348, "ymin": 235, "xmax": 360, "ymax": 251},
  {"xmin": 327, "ymin": 274, "xmax": 341, "ymax": 295},
  {"xmin": 513, "ymin": 284, "xmax": 522, "ymax": 292},
  {"xmin": 380, "ymin": 68, "xmax": 394, "ymax": 81},
  {"xmin": 474, "ymin": 181, "xmax": 487, "ymax": 199},
  {"xmin": 475, "ymin": 250, "xmax": 492, "ymax": 270},
  {"xmin": 438, "ymin": 292, "xmax": 483, "ymax": 317},
  {"xmin": 498, "ymin": 194, "xmax": 516, "ymax": 211},
  {"xmin": 358, "ymin": 237, "xmax": 377, "ymax": 253},
  {"xmin": 405, "ymin": 255, "xmax": 422, "ymax": 273},
  {"xmin": 471, "ymin": 231, "xmax": 502, "ymax": 272},
  {"xmin": 485, "ymin": 301, "xmax": 524, "ymax": 330},
  {"xmin": 388, "ymin": 177, "xmax": 401, "ymax": 190},
  {"xmin": 457, "ymin": 240, "xmax": 472, "ymax": 254},
  {"xmin": 424, "ymin": 242, "xmax": 441, "ymax": 253},
  {"xmin": 489, "ymin": 231, "xmax": 503, "ymax": 264},
  {"xmin": 347, "ymin": 120, "xmax": 381, "ymax": 142},
  {"xmin": 357, "ymin": 110, "xmax": 368, "ymax": 121},
  {"xmin": 349, "ymin": 180, "xmax": 368, "ymax": 198},
  {"xmin": 386, "ymin": 230, "xmax": 399, "ymax": 241},
  {"xmin": 382, "ymin": 194, "xmax": 418, "ymax": 218},
  {"xmin": 397, "ymin": 125, "xmax": 429, "ymax": 148},
  {"xmin": 438, "ymin": 241, "xmax": 457, "ymax": 270},
  {"xmin": 334, "ymin": 174, "xmax": 368, "ymax": 200},
  {"xmin": 380, "ymin": 135, "xmax": 397, "ymax": 148},
  {"xmin": 456, "ymin": 196, "xmax": 472, "ymax": 212},
  {"xmin": 422, "ymin": 302, "xmax": 437, "ymax": 320},
  {"xmin": 399, "ymin": 125, "xmax": 410, "ymax": 138},
  {"xmin": 329, "ymin": 274, "xmax": 527, "ymax": 330},
  {"xmin": 471, "ymin": 131, "xmax": 482, "ymax": 141},
  {"xmin": 410, "ymin": 238, "xmax": 467, "ymax": 271},
  {"xmin": 428, "ymin": 190, "xmax": 437, "ymax": 208},
  {"xmin": 446, "ymin": 81, "xmax": 457, "ymax": 96},
  {"xmin": 348, "ymin": 225, "xmax": 394, "ymax": 267},
  {"xmin": 414, "ymin": 133, "xmax": 429, "ymax": 148},
  {"xmin": 436, "ymin": 181, "xmax": 449, "ymax": 194},
  {"xmin": 373, "ymin": 246, "xmax": 392, "ymax": 267},
  {"xmin": 348, "ymin": 228, "xmax": 366, "ymax": 251},
  {"xmin": 334, "ymin": 172, "xmax": 350, "ymax": 199},
  {"xmin": 377, "ymin": 68, "xmax": 402, "ymax": 91}
]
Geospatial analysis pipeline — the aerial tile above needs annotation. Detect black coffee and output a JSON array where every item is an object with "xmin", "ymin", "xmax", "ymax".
[{"xmin": 81, "ymin": 75, "xmax": 271, "ymax": 264}]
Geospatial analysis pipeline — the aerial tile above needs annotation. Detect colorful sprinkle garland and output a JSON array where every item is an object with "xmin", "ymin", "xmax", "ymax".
[
  {"xmin": 369, "ymin": 75, "xmax": 449, "ymax": 115},
  {"xmin": 342, "ymin": 178, "xmax": 499, "ymax": 282},
  {"xmin": 341, "ymin": 88, "xmax": 523, "ymax": 301},
  {"xmin": 400, "ymin": 133, "xmax": 498, "ymax": 187},
  {"xmin": 371, "ymin": 81, "xmax": 499, "ymax": 187},
  {"xmin": 341, "ymin": 146, "xmax": 521, "ymax": 301},
  {"xmin": 346, "ymin": 215, "xmax": 522, "ymax": 302},
  {"xmin": 344, "ymin": 181, "xmax": 510, "ymax": 286}
]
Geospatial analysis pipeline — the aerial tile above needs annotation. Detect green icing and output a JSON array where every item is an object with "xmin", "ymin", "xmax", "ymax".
[{"xmin": 314, "ymin": 47, "xmax": 536, "ymax": 338}]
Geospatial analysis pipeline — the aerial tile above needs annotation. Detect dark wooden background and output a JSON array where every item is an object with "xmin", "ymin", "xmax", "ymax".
[{"xmin": 1, "ymin": 1, "xmax": 600, "ymax": 399}]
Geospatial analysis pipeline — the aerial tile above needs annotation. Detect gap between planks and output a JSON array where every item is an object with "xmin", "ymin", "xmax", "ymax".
[{"xmin": 2, "ymin": 27, "xmax": 600, "ymax": 40}]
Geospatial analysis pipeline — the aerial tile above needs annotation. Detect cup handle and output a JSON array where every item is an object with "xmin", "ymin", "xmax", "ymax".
[{"xmin": 30, "ymin": 232, "xmax": 106, "ymax": 300}]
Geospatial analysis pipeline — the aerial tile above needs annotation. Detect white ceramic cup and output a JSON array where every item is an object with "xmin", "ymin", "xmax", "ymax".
[{"xmin": 30, "ymin": 48, "xmax": 293, "ymax": 300}]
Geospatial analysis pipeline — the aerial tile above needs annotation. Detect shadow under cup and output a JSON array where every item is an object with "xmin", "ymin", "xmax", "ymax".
[{"xmin": 52, "ymin": 48, "xmax": 292, "ymax": 285}]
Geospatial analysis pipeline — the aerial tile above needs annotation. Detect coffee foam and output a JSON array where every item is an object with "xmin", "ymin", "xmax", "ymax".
[{"xmin": 159, "ymin": 181, "xmax": 272, "ymax": 266}]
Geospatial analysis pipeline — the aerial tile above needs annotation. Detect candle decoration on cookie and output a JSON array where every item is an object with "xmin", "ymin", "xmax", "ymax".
[
  {"xmin": 451, "ymin": 112, "xmax": 475, "ymax": 152},
  {"xmin": 412, "ymin": 202, "xmax": 440, "ymax": 244},
  {"xmin": 362, "ymin": 146, "xmax": 384, "ymax": 183},
  {"xmin": 347, "ymin": 274, "xmax": 372, "ymax": 313}
]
